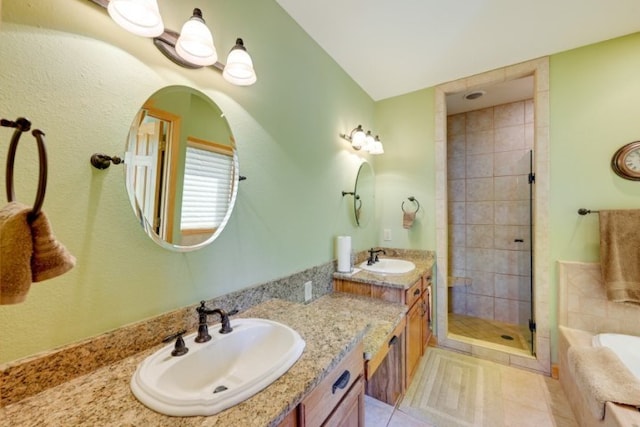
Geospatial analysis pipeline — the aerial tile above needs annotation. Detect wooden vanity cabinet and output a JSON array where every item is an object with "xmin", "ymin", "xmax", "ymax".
[
  {"xmin": 297, "ymin": 342, "xmax": 365, "ymax": 427},
  {"xmin": 334, "ymin": 267, "xmax": 433, "ymax": 389},
  {"xmin": 365, "ymin": 317, "xmax": 406, "ymax": 405},
  {"xmin": 406, "ymin": 275, "xmax": 433, "ymax": 384}
]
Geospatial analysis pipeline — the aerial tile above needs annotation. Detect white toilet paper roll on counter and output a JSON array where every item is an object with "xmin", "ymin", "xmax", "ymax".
[{"xmin": 336, "ymin": 236, "xmax": 352, "ymax": 273}]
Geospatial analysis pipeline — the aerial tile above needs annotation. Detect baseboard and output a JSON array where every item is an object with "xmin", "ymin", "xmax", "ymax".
[{"xmin": 551, "ymin": 363, "xmax": 559, "ymax": 379}]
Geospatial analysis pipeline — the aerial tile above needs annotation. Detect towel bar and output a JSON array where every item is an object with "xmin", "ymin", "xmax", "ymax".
[
  {"xmin": 402, "ymin": 196, "xmax": 420, "ymax": 213},
  {"xmin": 2, "ymin": 117, "xmax": 48, "ymax": 221},
  {"xmin": 578, "ymin": 208, "xmax": 599, "ymax": 215}
]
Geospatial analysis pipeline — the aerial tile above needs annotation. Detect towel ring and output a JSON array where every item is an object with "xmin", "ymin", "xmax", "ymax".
[
  {"xmin": 5, "ymin": 123, "xmax": 48, "ymax": 222},
  {"xmin": 401, "ymin": 196, "xmax": 420, "ymax": 214}
]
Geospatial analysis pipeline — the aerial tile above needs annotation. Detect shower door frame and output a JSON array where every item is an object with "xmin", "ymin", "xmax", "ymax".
[{"xmin": 433, "ymin": 58, "xmax": 551, "ymax": 375}]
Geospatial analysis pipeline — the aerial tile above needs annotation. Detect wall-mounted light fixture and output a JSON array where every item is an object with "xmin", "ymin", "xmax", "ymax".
[
  {"xmin": 89, "ymin": 0, "xmax": 256, "ymax": 86},
  {"xmin": 340, "ymin": 125, "xmax": 384, "ymax": 155}
]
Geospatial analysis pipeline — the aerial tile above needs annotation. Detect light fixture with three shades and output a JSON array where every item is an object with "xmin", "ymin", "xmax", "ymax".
[
  {"xmin": 98, "ymin": 0, "xmax": 256, "ymax": 86},
  {"xmin": 340, "ymin": 125, "xmax": 384, "ymax": 155}
]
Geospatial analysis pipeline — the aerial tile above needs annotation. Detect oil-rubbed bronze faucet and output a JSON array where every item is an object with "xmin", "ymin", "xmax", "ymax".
[
  {"xmin": 367, "ymin": 248, "xmax": 386, "ymax": 265},
  {"xmin": 195, "ymin": 301, "xmax": 233, "ymax": 342}
]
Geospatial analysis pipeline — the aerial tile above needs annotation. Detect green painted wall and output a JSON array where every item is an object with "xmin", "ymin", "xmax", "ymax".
[
  {"xmin": 374, "ymin": 32, "xmax": 640, "ymax": 361},
  {"xmin": 3, "ymin": 0, "xmax": 639, "ymax": 366},
  {"xmin": 0, "ymin": 0, "xmax": 377, "ymax": 364},
  {"xmin": 548, "ymin": 32, "xmax": 640, "ymax": 352},
  {"xmin": 374, "ymin": 88, "xmax": 436, "ymax": 250}
]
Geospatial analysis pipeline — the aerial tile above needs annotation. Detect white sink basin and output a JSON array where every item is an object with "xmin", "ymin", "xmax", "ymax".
[
  {"xmin": 359, "ymin": 258, "xmax": 416, "ymax": 274},
  {"xmin": 131, "ymin": 318, "xmax": 305, "ymax": 416}
]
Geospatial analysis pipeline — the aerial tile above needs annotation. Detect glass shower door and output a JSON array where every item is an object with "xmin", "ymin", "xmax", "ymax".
[{"xmin": 528, "ymin": 149, "xmax": 536, "ymax": 355}]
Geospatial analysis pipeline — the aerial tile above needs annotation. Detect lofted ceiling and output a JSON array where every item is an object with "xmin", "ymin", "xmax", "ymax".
[{"xmin": 274, "ymin": 0, "xmax": 640, "ymax": 101}]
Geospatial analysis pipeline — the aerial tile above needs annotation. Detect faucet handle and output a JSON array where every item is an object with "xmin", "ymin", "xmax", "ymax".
[{"xmin": 162, "ymin": 330, "xmax": 189, "ymax": 357}]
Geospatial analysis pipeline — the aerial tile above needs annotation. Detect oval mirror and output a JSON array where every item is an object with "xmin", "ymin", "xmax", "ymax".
[
  {"xmin": 354, "ymin": 161, "xmax": 374, "ymax": 227},
  {"xmin": 123, "ymin": 85, "xmax": 239, "ymax": 251}
]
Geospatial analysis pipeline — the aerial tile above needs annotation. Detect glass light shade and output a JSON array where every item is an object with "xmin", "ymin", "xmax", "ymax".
[
  {"xmin": 351, "ymin": 125, "xmax": 366, "ymax": 150},
  {"xmin": 364, "ymin": 131, "xmax": 375, "ymax": 152},
  {"xmin": 107, "ymin": 0, "xmax": 164, "ymax": 37},
  {"xmin": 175, "ymin": 9, "xmax": 218, "ymax": 66},
  {"xmin": 222, "ymin": 39, "xmax": 257, "ymax": 86},
  {"xmin": 369, "ymin": 136, "xmax": 384, "ymax": 155}
]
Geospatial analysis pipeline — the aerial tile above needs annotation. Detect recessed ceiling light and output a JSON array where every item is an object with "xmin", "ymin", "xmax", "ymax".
[{"xmin": 464, "ymin": 90, "xmax": 486, "ymax": 100}]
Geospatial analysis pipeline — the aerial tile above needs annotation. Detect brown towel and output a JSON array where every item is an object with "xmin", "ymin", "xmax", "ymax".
[
  {"xmin": 0, "ymin": 201, "xmax": 76, "ymax": 305},
  {"xmin": 0, "ymin": 202, "xmax": 34, "ymax": 304},
  {"xmin": 568, "ymin": 345, "xmax": 640, "ymax": 419},
  {"xmin": 30, "ymin": 210, "xmax": 76, "ymax": 282},
  {"xmin": 403, "ymin": 211, "xmax": 415, "ymax": 229},
  {"xmin": 599, "ymin": 209, "xmax": 640, "ymax": 304}
]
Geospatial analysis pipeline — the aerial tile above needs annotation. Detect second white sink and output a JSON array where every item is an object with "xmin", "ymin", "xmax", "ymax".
[
  {"xmin": 131, "ymin": 318, "xmax": 305, "ymax": 416},
  {"xmin": 359, "ymin": 258, "xmax": 416, "ymax": 274}
]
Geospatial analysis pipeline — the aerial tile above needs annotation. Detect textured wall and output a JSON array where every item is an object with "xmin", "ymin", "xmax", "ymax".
[{"xmin": 0, "ymin": 0, "xmax": 376, "ymax": 363}]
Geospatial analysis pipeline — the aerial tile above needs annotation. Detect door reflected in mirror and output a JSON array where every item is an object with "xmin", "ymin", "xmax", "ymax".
[
  {"xmin": 354, "ymin": 161, "xmax": 374, "ymax": 227},
  {"xmin": 124, "ymin": 86, "xmax": 239, "ymax": 251}
]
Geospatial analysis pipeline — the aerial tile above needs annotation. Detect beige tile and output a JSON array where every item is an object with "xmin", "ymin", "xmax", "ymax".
[
  {"xmin": 466, "ymin": 108, "xmax": 494, "ymax": 132},
  {"xmin": 495, "ymin": 125, "xmax": 525, "ymax": 152},
  {"xmin": 500, "ymin": 367, "xmax": 549, "ymax": 411},
  {"xmin": 466, "ymin": 293, "xmax": 495, "ymax": 318},
  {"xmin": 525, "ymin": 99, "xmax": 534, "ymax": 124},
  {"xmin": 494, "ymin": 149, "xmax": 530, "ymax": 176},
  {"xmin": 447, "ymin": 154, "xmax": 466, "ymax": 179},
  {"xmin": 449, "ymin": 223, "xmax": 466, "ymax": 246},
  {"xmin": 448, "ymin": 133, "xmax": 466, "ymax": 158},
  {"xmin": 494, "ymin": 249, "xmax": 529, "ymax": 276},
  {"xmin": 541, "ymin": 377, "xmax": 576, "ymax": 421},
  {"xmin": 466, "ymin": 270, "xmax": 495, "ymax": 296},
  {"xmin": 466, "ymin": 129, "xmax": 494, "ymax": 154},
  {"xmin": 447, "ymin": 113, "xmax": 466, "ymax": 137},
  {"xmin": 494, "ymin": 175, "xmax": 529, "ymax": 202},
  {"xmin": 466, "ymin": 201, "xmax": 494, "ymax": 224},
  {"xmin": 364, "ymin": 395, "xmax": 394, "ymax": 427},
  {"xmin": 466, "ymin": 153, "xmax": 493, "ymax": 178},
  {"xmin": 494, "ymin": 297, "xmax": 520, "ymax": 324},
  {"xmin": 449, "ymin": 201, "xmax": 466, "ymax": 224},
  {"xmin": 495, "ymin": 200, "xmax": 529, "ymax": 226},
  {"xmin": 466, "ymin": 248, "xmax": 495, "ymax": 272},
  {"xmin": 448, "ymin": 178, "xmax": 466, "ymax": 201},
  {"xmin": 503, "ymin": 399, "xmax": 555, "ymax": 427},
  {"xmin": 388, "ymin": 409, "xmax": 434, "ymax": 426},
  {"xmin": 466, "ymin": 224, "xmax": 494, "ymax": 249},
  {"xmin": 494, "ymin": 224, "xmax": 529, "ymax": 250},
  {"xmin": 466, "ymin": 177, "xmax": 494, "ymax": 201},
  {"xmin": 495, "ymin": 101, "xmax": 525, "ymax": 128}
]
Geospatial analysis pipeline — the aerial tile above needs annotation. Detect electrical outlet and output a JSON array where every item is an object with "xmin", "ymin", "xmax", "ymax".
[
  {"xmin": 384, "ymin": 229, "xmax": 392, "ymax": 241},
  {"xmin": 304, "ymin": 281, "xmax": 313, "ymax": 302}
]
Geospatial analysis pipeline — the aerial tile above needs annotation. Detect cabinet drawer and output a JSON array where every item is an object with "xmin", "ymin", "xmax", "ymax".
[
  {"xmin": 365, "ymin": 317, "xmax": 406, "ymax": 380},
  {"xmin": 405, "ymin": 279, "xmax": 422, "ymax": 308},
  {"xmin": 299, "ymin": 342, "xmax": 364, "ymax": 427}
]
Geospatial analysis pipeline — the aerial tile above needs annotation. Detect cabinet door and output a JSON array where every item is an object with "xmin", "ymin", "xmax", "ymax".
[
  {"xmin": 365, "ymin": 331, "xmax": 405, "ymax": 405},
  {"xmin": 421, "ymin": 286, "xmax": 432, "ymax": 350},
  {"xmin": 323, "ymin": 375, "xmax": 364, "ymax": 427},
  {"xmin": 406, "ymin": 302, "xmax": 422, "ymax": 385}
]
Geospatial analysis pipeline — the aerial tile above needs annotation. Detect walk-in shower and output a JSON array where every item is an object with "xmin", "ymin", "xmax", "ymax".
[
  {"xmin": 445, "ymin": 76, "xmax": 535, "ymax": 355},
  {"xmin": 434, "ymin": 58, "xmax": 551, "ymax": 374}
]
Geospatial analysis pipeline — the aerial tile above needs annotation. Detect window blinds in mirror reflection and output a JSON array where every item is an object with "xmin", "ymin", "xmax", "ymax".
[{"xmin": 180, "ymin": 137, "xmax": 235, "ymax": 234}]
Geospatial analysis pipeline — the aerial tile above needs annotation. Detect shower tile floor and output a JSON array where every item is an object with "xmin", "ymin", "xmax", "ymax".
[{"xmin": 448, "ymin": 313, "xmax": 532, "ymax": 352}]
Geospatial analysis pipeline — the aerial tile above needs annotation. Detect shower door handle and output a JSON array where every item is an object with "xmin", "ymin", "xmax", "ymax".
[{"xmin": 514, "ymin": 239, "xmax": 524, "ymax": 242}]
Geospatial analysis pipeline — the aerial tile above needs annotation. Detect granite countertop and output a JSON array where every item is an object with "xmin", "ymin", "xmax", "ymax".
[
  {"xmin": 333, "ymin": 251, "xmax": 435, "ymax": 289},
  {"xmin": 1, "ymin": 293, "xmax": 406, "ymax": 427}
]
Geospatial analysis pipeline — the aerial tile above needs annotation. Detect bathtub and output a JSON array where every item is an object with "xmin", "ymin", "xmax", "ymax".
[
  {"xmin": 559, "ymin": 327, "xmax": 640, "ymax": 427},
  {"xmin": 593, "ymin": 333, "xmax": 640, "ymax": 382}
]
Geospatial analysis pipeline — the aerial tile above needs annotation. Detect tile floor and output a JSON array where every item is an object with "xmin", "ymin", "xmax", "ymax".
[
  {"xmin": 364, "ymin": 347, "xmax": 577, "ymax": 427},
  {"xmin": 448, "ymin": 313, "xmax": 532, "ymax": 353}
]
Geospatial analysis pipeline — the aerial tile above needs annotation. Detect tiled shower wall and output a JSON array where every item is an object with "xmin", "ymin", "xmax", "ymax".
[{"xmin": 447, "ymin": 99, "xmax": 533, "ymax": 325}]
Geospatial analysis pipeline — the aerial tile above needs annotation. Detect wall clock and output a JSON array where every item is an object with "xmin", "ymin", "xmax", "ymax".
[{"xmin": 611, "ymin": 141, "xmax": 640, "ymax": 181}]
